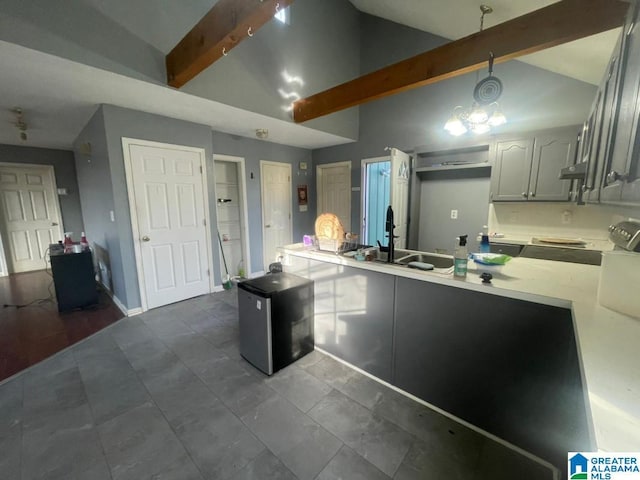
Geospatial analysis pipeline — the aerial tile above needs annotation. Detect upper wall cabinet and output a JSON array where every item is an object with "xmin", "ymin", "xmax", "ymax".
[
  {"xmin": 491, "ymin": 127, "xmax": 578, "ymax": 202},
  {"xmin": 584, "ymin": 33, "xmax": 623, "ymax": 203},
  {"xmin": 597, "ymin": 1, "xmax": 640, "ymax": 205}
]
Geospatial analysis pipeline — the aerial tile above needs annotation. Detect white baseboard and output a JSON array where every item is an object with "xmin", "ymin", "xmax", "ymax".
[
  {"xmin": 250, "ymin": 270, "xmax": 265, "ymax": 278},
  {"xmin": 111, "ymin": 294, "xmax": 142, "ymax": 317},
  {"xmin": 212, "ymin": 285, "xmax": 225, "ymax": 292}
]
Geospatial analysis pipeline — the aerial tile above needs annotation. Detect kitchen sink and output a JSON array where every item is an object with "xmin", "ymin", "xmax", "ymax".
[{"xmin": 394, "ymin": 253, "xmax": 454, "ymax": 269}]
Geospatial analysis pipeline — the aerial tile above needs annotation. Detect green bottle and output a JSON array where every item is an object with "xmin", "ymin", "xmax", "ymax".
[{"xmin": 454, "ymin": 235, "xmax": 468, "ymax": 278}]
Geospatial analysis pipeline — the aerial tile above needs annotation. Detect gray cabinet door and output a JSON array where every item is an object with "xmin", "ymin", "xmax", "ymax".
[
  {"xmin": 602, "ymin": 2, "xmax": 640, "ymax": 203},
  {"xmin": 529, "ymin": 131, "xmax": 576, "ymax": 201},
  {"xmin": 586, "ymin": 34, "xmax": 624, "ymax": 203},
  {"xmin": 308, "ymin": 260, "xmax": 395, "ymax": 382},
  {"xmin": 491, "ymin": 139, "xmax": 533, "ymax": 201}
]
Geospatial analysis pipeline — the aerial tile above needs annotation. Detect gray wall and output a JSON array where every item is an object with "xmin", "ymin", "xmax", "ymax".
[
  {"xmin": 0, "ymin": 0, "xmax": 165, "ymax": 83},
  {"xmin": 74, "ymin": 105, "xmax": 216, "ymax": 310},
  {"xmin": 313, "ymin": 14, "xmax": 598, "ymax": 231},
  {"xmin": 183, "ymin": 0, "xmax": 361, "ymax": 140},
  {"xmin": 0, "ymin": 144, "xmax": 84, "ymax": 236},
  {"xmin": 212, "ymin": 132, "xmax": 314, "ymax": 273}
]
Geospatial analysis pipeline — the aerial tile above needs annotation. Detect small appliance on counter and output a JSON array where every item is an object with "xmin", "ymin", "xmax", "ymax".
[
  {"xmin": 238, "ymin": 272, "xmax": 314, "ymax": 375},
  {"xmin": 598, "ymin": 220, "xmax": 640, "ymax": 319}
]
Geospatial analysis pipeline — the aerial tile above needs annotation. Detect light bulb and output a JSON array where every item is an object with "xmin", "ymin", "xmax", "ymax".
[
  {"xmin": 488, "ymin": 110, "xmax": 507, "ymax": 127},
  {"xmin": 468, "ymin": 107, "xmax": 488, "ymax": 124},
  {"xmin": 445, "ymin": 117, "xmax": 467, "ymax": 136}
]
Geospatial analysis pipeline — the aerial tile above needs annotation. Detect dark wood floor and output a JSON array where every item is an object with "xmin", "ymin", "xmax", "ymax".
[{"xmin": 0, "ymin": 270, "xmax": 124, "ymax": 382}]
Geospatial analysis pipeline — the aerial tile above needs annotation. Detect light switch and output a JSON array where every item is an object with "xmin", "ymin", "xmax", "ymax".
[{"xmin": 451, "ymin": 209, "xmax": 458, "ymax": 219}]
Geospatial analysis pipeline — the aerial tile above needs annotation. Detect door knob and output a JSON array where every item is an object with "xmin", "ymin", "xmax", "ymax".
[
  {"xmin": 142, "ymin": 236, "xmax": 150, "ymax": 242},
  {"xmin": 51, "ymin": 222, "xmax": 58, "ymax": 226}
]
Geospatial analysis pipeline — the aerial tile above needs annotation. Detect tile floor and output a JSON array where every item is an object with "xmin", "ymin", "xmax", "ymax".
[{"xmin": 0, "ymin": 287, "xmax": 556, "ymax": 480}]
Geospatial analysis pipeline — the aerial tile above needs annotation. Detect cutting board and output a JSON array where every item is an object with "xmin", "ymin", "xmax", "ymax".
[{"xmin": 533, "ymin": 237, "xmax": 587, "ymax": 247}]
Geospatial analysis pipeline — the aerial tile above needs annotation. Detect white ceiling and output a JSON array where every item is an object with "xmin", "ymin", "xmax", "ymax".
[
  {"xmin": 0, "ymin": 41, "xmax": 353, "ymax": 150},
  {"xmin": 0, "ymin": 0, "xmax": 622, "ymax": 151},
  {"xmin": 350, "ymin": 0, "xmax": 621, "ymax": 86}
]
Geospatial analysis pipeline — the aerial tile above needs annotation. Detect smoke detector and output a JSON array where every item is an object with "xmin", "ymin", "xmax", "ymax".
[{"xmin": 255, "ymin": 128, "xmax": 269, "ymax": 140}]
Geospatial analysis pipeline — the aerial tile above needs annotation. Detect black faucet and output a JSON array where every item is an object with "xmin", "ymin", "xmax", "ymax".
[{"xmin": 385, "ymin": 205, "xmax": 397, "ymax": 263}]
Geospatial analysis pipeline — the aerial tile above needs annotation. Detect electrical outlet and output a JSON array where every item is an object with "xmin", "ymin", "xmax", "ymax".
[
  {"xmin": 109, "ymin": 210, "xmax": 115, "ymax": 222},
  {"xmin": 450, "ymin": 209, "xmax": 458, "ymax": 219}
]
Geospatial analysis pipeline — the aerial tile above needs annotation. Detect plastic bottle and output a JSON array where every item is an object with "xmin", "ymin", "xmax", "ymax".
[
  {"xmin": 80, "ymin": 232, "xmax": 89, "ymax": 251},
  {"xmin": 479, "ymin": 225, "xmax": 490, "ymax": 254},
  {"xmin": 63, "ymin": 232, "xmax": 73, "ymax": 253},
  {"xmin": 454, "ymin": 235, "xmax": 469, "ymax": 278}
]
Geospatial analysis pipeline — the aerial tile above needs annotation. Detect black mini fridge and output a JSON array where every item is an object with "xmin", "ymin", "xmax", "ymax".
[{"xmin": 238, "ymin": 272, "xmax": 314, "ymax": 375}]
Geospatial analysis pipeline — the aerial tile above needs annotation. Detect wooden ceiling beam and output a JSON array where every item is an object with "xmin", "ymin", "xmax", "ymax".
[
  {"xmin": 292, "ymin": 0, "xmax": 629, "ymax": 123},
  {"xmin": 166, "ymin": 0, "xmax": 295, "ymax": 88}
]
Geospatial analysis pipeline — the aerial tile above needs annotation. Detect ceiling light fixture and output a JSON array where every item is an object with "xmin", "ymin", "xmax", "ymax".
[
  {"xmin": 444, "ymin": 5, "xmax": 507, "ymax": 136},
  {"xmin": 12, "ymin": 107, "xmax": 28, "ymax": 142}
]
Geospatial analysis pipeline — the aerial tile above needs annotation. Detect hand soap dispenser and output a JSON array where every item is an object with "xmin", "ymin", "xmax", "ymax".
[
  {"xmin": 454, "ymin": 235, "xmax": 468, "ymax": 278},
  {"xmin": 479, "ymin": 225, "xmax": 490, "ymax": 253}
]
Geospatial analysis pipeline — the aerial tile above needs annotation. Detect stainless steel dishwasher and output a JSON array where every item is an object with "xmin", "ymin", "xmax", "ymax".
[{"xmin": 237, "ymin": 272, "xmax": 314, "ymax": 375}]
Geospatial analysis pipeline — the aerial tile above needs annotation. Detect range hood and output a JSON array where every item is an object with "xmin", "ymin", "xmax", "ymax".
[{"xmin": 559, "ymin": 162, "xmax": 587, "ymax": 180}]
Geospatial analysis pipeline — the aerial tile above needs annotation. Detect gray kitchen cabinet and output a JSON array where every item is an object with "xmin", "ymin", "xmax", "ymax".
[
  {"xmin": 584, "ymin": 34, "xmax": 623, "ymax": 203},
  {"xmin": 601, "ymin": 1, "xmax": 640, "ymax": 204},
  {"xmin": 491, "ymin": 139, "xmax": 534, "ymax": 201},
  {"xmin": 393, "ymin": 276, "xmax": 591, "ymax": 473},
  {"xmin": 491, "ymin": 128, "xmax": 578, "ymax": 202},
  {"xmin": 529, "ymin": 132, "xmax": 576, "ymax": 201},
  {"xmin": 307, "ymin": 259, "xmax": 395, "ymax": 382}
]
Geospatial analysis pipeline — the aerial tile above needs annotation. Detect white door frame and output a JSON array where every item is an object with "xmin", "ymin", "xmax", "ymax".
[
  {"xmin": 122, "ymin": 138, "xmax": 214, "ymax": 312},
  {"xmin": 260, "ymin": 160, "xmax": 292, "ymax": 269},
  {"xmin": 316, "ymin": 160, "xmax": 352, "ymax": 230},
  {"xmin": 0, "ymin": 162, "xmax": 64, "ymax": 277},
  {"xmin": 360, "ymin": 155, "xmax": 390, "ymax": 242},
  {"xmin": 213, "ymin": 153, "xmax": 252, "ymax": 279}
]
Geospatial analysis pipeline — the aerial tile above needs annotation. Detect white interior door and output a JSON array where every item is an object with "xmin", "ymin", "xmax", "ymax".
[
  {"xmin": 125, "ymin": 141, "xmax": 211, "ymax": 310},
  {"xmin": 261, "ymin": 161, "xmax": 292, "ymax": 269},
  {"xmin": 390, "ymin": 148, "xmax": 410, "ymax": 249},
  {"xmin": 0, "ymin": 164, "xmax": 63, "ymax": 273},
  {"xmin": 317, "ymin": 161, "xmax": 351, "ymax": 232}
]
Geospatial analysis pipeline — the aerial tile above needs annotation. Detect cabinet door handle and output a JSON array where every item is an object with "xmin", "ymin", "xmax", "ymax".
[
  {"xmin": 142, "ymin": 236, "xmax": 150, "ymax": 242},
  {"xmin": 521, "ymin": 192, "xmax": 528, "ymax": 198},
  {"xmin": 51, "ymin": 222, "xmax": 59, "ymax": 226},
  {"xmin": 265, "ymin": 224, "xmax": 271, "ymax": 228},
  {"xmin": 530, "ymin": 192, "xmax": 535, "ymax": 197}
]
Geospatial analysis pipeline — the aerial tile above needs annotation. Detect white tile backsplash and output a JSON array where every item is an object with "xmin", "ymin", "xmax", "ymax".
[{"xmin": 489, "ymin": 203, "xmax": 640, "ymax": 241}]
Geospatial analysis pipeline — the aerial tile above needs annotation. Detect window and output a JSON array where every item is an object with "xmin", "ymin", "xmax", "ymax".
[{"xmin": 274, "ymin": 7, "xmax": 289, "ymax": 24}]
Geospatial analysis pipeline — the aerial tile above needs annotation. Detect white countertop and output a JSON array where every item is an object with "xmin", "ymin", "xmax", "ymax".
[{"xmin": 281, "ymin": 244, "xmax": 640, "ymax": 452}]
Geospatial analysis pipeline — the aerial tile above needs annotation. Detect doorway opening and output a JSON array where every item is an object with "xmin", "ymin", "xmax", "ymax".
[
  {"xmin": 361, "ymin": 149, "xmax": 410, "ymax": 249},
  {"xmin": 361, "ymin": 157, "xmax": 391, "ymax": 246},
  {"xmin": 213, "ymin": 154, "xmax": 251, "ymax": 282}
]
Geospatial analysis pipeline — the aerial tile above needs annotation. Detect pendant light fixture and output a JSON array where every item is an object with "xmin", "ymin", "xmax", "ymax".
[{"xmin": 444, "ymin": 5, "xmax": 507, "ymax": 136}]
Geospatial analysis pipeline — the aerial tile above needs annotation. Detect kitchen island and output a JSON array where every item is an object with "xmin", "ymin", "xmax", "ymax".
[{"xmin": 280, "ymin": 244, "xmax": 640, "ymax": 474}]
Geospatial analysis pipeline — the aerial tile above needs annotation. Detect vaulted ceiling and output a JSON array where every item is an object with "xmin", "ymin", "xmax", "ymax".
[{"xmin": 0, "ymin": 0, "xmax": 624, "ymax": 150}]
